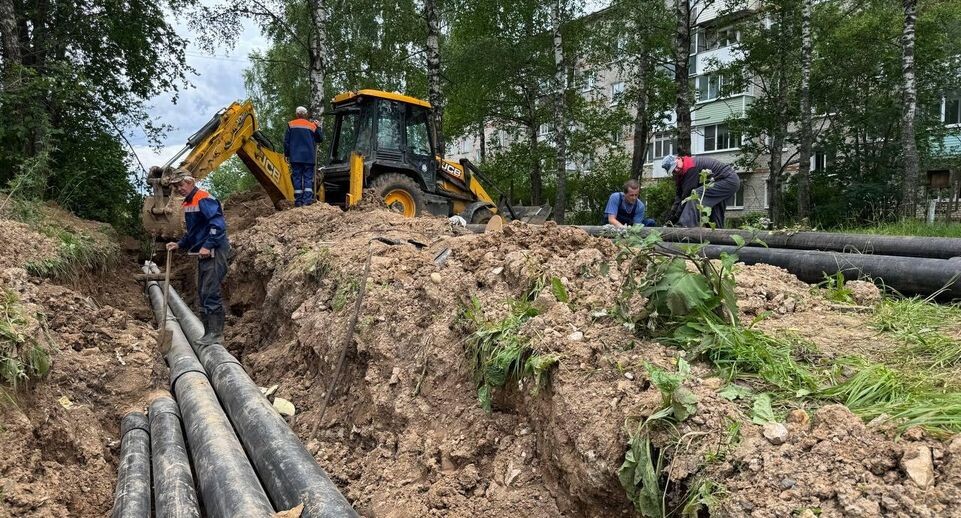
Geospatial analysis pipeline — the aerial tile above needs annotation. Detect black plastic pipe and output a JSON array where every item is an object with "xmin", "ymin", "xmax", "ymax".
[
  {"xmin": 157, "ymin": 279, "xmax": 357, "ymax": 518},
  {"xmin": 465, "ymin": 224, "xmax": 961, "ymax": 259},
  {"xmin": 143, "ymin": 271, "xmax": 276, "ymax": 518},
  {"xmin": 664, "ymin": 243, "xmax": 961, "ymax": 298},
  {"xmin": 111, "ymin": 412, "xmax": 151, "ymax": 518},
  {"xmin": 149, "ymin": 393, "xmax": 201, "ymax": 518}
]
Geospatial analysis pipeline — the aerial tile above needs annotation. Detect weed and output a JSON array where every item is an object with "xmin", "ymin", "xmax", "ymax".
[
  {"xmin": 463, "ymin": 298, "xmax": 559, "ymax": 412},
  {"xmin": 298, "ymin": 247, "xmax": 332, "ymax": 282},
  {"xmin": 645, "ymin": 358, "xmax": 698, "ymax": 422},
  {"xmin": 819, "ymin": 272, "xmax": 855, "ymax": 304},
  {"xmin": 0, "ymin": 289, "xmax": 50, "ymax": 389},
  {"xmin": 332, "ymin": 277, "xmax": 359, "ymax": 311},
  {"xmin": 680, "ymin": 478, "xmax": 725, "ymax": 517},
  {"xmin": 672, "ymin": 316, "xmax": 818, "ymax": 394},
  {"xmin": 618, "ymin": 421, "xmax": 665, "ymax": 517},
  {"xmin": 873, "ymin": 298, "xmax": 961, "ymax": 368},
  {"xmin": 704, "ymin": 418, "xmax": 741, "ymax": 464}
]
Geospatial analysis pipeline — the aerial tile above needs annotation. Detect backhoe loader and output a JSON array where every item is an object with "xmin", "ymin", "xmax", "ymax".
[{"xmin": 143, "ymin": 91, "xmax": 549, "ymax": 238}]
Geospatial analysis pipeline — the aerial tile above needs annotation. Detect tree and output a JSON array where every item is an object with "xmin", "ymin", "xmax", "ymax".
[
  {"xmin": 0, "ymin": 0, "xmax": 191, "ymax": 230},
  {"xmin": 797, "ymin": 0, "xmax": 813, "ymax": 221},
  {"xmin": 425, "ymin": 0, "xmax": 445, "ymax": 155},
  {"xmin": 899, "ymin": 0, "xmax": 919, "ymax": 217},
  {"xmin": 673, "ymin": 0, "xmax": 693, "ymax": 153},
  {"xmin": 551, "ymin": 0, "xmax": 569, "ymax": 223}
]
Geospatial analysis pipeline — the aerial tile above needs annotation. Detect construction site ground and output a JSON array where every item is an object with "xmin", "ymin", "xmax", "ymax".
[{"xmin": 2, "ymin": 189, "xmax": 961, "ymax": 517}]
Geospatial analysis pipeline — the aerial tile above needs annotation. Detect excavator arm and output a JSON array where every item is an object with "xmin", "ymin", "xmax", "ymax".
[{"xmin": 142, "ymin": 101, "xmax": 294, "ymax": 239}]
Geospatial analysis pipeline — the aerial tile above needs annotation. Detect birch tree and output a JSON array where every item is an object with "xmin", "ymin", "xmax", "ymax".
[
  {"xmin": 899, "ymin": 0, "xmax": 919, "ymax": 217},
  {"xmin": 796, "ymin": 0, "xmax": 813, "ymax": 221},
  {"xmin": 425, "ymin": 0, "xmax": 445, "ymax": 155}
]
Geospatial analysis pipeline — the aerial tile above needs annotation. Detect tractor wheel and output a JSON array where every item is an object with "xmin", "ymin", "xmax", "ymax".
[
  {"xmin": 370, "ymin": 173, "xmax": 426, "ymax": 217},
  {"xmin": 469, "ymin": 206, "xmax": 494, "ymax": 224}
]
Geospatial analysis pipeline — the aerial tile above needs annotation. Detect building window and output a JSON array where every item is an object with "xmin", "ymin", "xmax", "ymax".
[
  {"xmin": 703, "ymin": 124, "xmax": 740, "ymax": 152},
  {"xmin": 945, "ymin": 95, "xmax": 961, "ymax": 125},
  {"xmin": 707, "ymin": 27, "xmax": 740, "ymax": 49},
  {"xmin": 729, "ymin": 181, "xmax": 745, "ymax": 209},
  {"xmin": 647, "ymin": 132, "xmax": 676, "ymax": 161},
  {"xmin": 611, "ymin": 81, "xmax": 625, "ymax": 104},
  {"xmin": 538, "ymin": 123, "xmax": 550, "ymax": 136},
  {"xmin": 581, "ymin": 70, "xmax": 596, "ymax": 93},
  {"xmin": 764, "ymin": 181, "xmax": 771, "ymax": 209},
  {"xmin": 695, "ymin": 74, "xmax": 726, "ymax": 102},
  {"xmin": 813, "ymin": 151, "xmax": 828, "ymax": 172}
]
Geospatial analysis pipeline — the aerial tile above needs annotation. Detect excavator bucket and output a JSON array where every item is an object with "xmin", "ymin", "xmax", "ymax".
[
  {"xmin": 499, "ymin": 202, "xmax": 553, "ymax": 224},
  {"xmin": 142, "ymin": 193, "xmax": 185, "ymax": 240}
]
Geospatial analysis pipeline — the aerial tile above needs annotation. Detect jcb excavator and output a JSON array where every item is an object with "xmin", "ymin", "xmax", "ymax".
[{"xmin": 143, "ymin": 91, "xmax": 549, "ymax": 238}]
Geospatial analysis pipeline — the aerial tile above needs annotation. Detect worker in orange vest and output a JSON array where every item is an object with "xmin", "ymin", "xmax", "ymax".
[{"xmin": 283, "ymin": 106, "xmax": 324, "ymax": 207}]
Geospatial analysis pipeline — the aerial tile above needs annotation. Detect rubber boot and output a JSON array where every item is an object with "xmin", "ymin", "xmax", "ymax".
[{"xmin": 196, "ymin": 309, "xmax": 224, "ymax": 347}]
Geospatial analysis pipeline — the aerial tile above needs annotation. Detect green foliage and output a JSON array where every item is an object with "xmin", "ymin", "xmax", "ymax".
[
  {"xmin": 618, "ymin": 426, "xmax": 664, "ymax": 518},
  {"xmin": 819, "ymin": 272, "xmax": 855, "ymax": 304},
  {"xmin": 297, "ymin": 247, "xmax": 332, "ymax": 282},
  {"xmin": 750, "ymin": 393, "xmax": 776, "ymax": 425},
  {"xmin": 550, "ymin": 277, "xmax": 570, "ymax": 303},
  {"xmin": 206, "ymin": 157, "xmax": 259, "ymax": 200},
  {"xmin": 645, "ymin": 358, "xmax": 699, "ymax": 422},
  {"xmin": 1, "ymin": 0, "xmax": 190, "ymax": 235},
  {"xmin": 841, "ymin": 220, "xmax": 961, "ymax": 238},
  {"xmin": 681, "ymin": 478, "xmax": 724, "ymax": 518},
  {"xmin": 641, "ymin": 180, "xmax": 675, "ymax": 225},
  {"xmin": 463, "ymin": 298, "xmax": 559, "ymax": 412},
  {"xmin": 873, "ymin": 298, "xmax": 961, "ymax": 368},
  {"xmin": 0, "ymin": 290, "xmax": 51, "ymax": 389}
]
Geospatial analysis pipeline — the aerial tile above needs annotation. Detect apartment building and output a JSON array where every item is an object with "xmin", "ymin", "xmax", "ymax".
[{"xmin": 446, "ymin": 2, "xmax": 961, "ymax": 221}]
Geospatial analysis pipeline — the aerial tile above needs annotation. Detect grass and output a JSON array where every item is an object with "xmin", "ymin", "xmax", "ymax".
[
  {"xmin": 873, "ymin": 298, "xmax": 961, "ymax": 369},
  {"xmin": 296, "ymin": 247, "xmax": 332, "ymax": 282},
  {"xmin": 332, "ymin": 277, "xmax": 359, "ymax": 311},
  {"xmin": 840, "ymin": 219, "xmax": 961, "ymax": 238},
  {"xmin": 6, "ymin": 198, "xmax": 119, "ymax": 280},
  {"xmin": 462, "ymin": 297, "xmax": 559, "ymax": 412},
  {"xmin": 0, "ymin": 289, "xmax": 50, "ymax": 390}
]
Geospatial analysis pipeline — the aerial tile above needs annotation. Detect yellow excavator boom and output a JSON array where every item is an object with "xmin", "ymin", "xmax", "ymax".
[{"xmin": 142, "ymin": 100, "xmax": 294, "ymax": 239}]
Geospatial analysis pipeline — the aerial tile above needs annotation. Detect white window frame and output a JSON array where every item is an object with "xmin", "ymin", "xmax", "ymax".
[
  {"xmin": 610, "ymin": 81, "xmax": 625, "ymax": 105},
  {"xmin": 764, "ymin": 181, "xmax": 770, "ymax": 209},
  {"xmin": 581, "ymin": 70, "xmax": 596, "ymax": 93},
  {"xmin": 647, "ymin": 132, "xmax": 676, "ymax": 162},
  {"xmin": 729, "ymin": 181, "xmax": 745, "ymax": 209},
  {"xmin": 538, "ymin": 123, "xmax": 550, "ymax": 137},
  {"xmin": 944, "ymin": 95, "xmax": 961, "ymax": 127},
  {"xmin": 701, "ymin": 124, "xmax": 740, "ymax": 152}
]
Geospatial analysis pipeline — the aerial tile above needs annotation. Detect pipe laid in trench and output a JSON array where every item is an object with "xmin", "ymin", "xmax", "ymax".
[
  {"xmin": 465, "ymin": 224, "xmax": 961, "ymax": 259},
  {"xmin": 111, "ymin": 412, "xmax": 151, "ymax": 518},
  {"xmin": 668, "ymin": 243, "xmax": 961, "ymax": 298},
  {"xmin": 154, "ymin": 274, "xmax": 357, "ymax": 518},
  {"xmin": 144, "ymin": 272, "xmax": 276, "ymax": 518},
  {"xmin": 148, "ymin": 393, "xmax": 201, "ymax": 518}
]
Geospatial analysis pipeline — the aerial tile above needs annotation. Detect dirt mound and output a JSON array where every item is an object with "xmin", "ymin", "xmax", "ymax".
[
  {"xmin": 0, "ymin": 205, "xmax": 166, "ymax": 517},
  {"xmin": 223, "ymin": 205, "xmax": 961, "ymax": 516}
]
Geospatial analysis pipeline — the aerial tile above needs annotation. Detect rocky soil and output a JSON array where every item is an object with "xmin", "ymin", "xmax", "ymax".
[{"xmin": 2, "ymin": 193, "xmax": 960, "ymax": 517}]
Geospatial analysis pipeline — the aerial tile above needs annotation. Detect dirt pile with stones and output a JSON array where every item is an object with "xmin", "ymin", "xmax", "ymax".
[{"xmin": 222, "ymin": 201, "xmax": 961, "ymax": 517}]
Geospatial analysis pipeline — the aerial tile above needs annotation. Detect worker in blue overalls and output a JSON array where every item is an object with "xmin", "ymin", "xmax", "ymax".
[
  {"xmin": 604, "ymin": 179, "xmax": 655, "ymax": 228},
  {"xmin": 283, "ymin": 106, "xmax": 324, "ymax": 207}
]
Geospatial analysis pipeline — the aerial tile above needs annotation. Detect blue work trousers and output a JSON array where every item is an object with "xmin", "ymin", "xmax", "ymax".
[{"xmin": 291, "ymin": 162, "xmax": 315, "ymax": 207}]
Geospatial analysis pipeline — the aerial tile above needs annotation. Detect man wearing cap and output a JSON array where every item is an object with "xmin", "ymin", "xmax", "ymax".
[
  {"xmin": 662, "ymin": 154, "xmax": 740, "ymax": 228},
  {"xmin": 165, "ymin": 170, "xmax": 230, "ymax": 347},
  {"xmin": 284, "ymin": 106, "xmax": 324, "ymax": 207}
]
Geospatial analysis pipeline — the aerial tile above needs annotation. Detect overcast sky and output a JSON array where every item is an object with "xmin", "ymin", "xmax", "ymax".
[{"xmin": 129, "ymin": 15, "xmax": 268, "ymax": 171}]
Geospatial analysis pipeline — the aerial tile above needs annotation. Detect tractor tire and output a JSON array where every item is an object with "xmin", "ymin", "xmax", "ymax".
[
  {"xmin": 370, "ymin": 173, "xmax": 426, "ymax": 217},
  {"xmin": 468, "ymin": 206, "xmax": 493, "ymax": 224}
]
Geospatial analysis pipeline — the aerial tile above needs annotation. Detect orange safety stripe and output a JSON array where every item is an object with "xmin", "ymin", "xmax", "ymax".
[
  {"xmin": 182, "ymin": 189, "xmax": 210, "ymax": 210},
  {"xmin": 288, "ymin": 119, "xmax": 318, "ymax": 131}
]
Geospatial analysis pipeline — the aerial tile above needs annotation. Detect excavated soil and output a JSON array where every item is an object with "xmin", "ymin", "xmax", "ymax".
[
  {"xmin": 3, "ymin": 192, "xmax": 961, "ymax": 517},
  {"xmin": 0, "ymin": 211, "xmax": 166, "ymax": 517}
]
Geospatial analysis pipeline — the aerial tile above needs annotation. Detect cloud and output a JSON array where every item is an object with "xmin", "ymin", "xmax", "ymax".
[
  {"xmin": 132, "ymin": 144, "xmax": 186, "ymax": 170},
  {"xmin": 128, "ymin": 13, "xmax": 269, "ymax": 148}
]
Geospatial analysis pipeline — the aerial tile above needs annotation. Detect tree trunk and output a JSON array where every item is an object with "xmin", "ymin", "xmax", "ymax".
[
  {"xmin": 630, "ymin": 51, "xmax": 652, "ymax": 180},
  {"xmin": 426, "ymin": 0, "xmax": 444, "ymax": 156},
  {"xmin": 307, "ymin": 0, "xmax": 328, "ymax": 120},
  {"xmin": 900, "ymin": 0, "xmax": 920, "ymax": 218},
  {"xmin": 0, "ymin": 0, "xmax": 21, "ymax": 85},
  {"xmin": 528, "ymin": 123, "xmax": 543, "ymax": 205},
  {"xmin": 797, "ymin": 0, "xmax": 813, "ymax": 222},
  {"xmin": 478, "ymin": 120, "xmax": 486, "ymax": 163},
  {"xmin": 673, "ymin": 0, "xmax": 692, "ymax": 154},
  {"xmin": 551, "ymin": 0, "xmax": 567, "ymax": 224}
]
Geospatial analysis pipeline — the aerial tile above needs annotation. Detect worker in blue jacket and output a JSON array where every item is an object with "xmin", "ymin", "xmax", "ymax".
[
  {"xmin": 284, "ymin": 106, "xmax": 324, "ymax": 207},
  {"xmin": 165, "ymin": 169, "xmax": 230, "ymax": 347}
]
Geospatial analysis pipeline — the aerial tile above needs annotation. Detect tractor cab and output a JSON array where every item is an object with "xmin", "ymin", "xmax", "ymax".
[{"xmin": 319, "ymin": 90, "xmax": 446, "ymax": 215}]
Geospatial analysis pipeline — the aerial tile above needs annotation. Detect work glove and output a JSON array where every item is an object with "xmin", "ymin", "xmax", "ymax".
[{"xmin": 448, "ymin": 215, "xmax": 468, "ymax": 227}]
